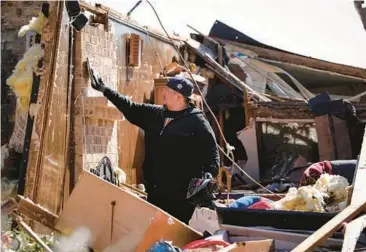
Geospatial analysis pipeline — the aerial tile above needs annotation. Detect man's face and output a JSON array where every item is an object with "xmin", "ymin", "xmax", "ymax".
[{"xmin": 163, "ymin": 87, "xmax": 182, "ymax": 108}]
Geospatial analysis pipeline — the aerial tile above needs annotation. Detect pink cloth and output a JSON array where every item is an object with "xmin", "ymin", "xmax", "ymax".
[{"xmin": 300, "ymin": 161, "xmax": 333, "ymax": 186}]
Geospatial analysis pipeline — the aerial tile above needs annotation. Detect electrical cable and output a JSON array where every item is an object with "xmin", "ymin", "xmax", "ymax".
[
  {"xmin": 143, "ymin": 0, "xmax": 274, "ymax": 194},
  {"xmin": 144, "ymin": 26, "xmax": 164, "ymax": 72}
]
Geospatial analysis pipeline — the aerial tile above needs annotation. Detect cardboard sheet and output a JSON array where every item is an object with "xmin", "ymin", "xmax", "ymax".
[{"xmin": 55, "ymin": 171, "xmax": 202, "ymax": 251}]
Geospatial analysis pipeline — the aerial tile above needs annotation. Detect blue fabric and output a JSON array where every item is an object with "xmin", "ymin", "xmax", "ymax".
[
  {"xmin": 147, "ymin": 241, "xmax": 181, "ymax": 252},
  {"xmin": 228, "ymin": 196, "xmax": 273, "ymax": 209}
]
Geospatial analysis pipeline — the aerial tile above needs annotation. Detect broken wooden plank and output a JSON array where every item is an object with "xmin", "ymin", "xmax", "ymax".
[
  {"xmin": 350, "ymin": 125, "xmax": 366, "ymax": 206},
  {"xmin": 341, "ymin": 215, "xmax": 366, "ymax": 252},
  {"xmin": 16, "ymin": 195, "xmax": 59, "ymax": 230},
  {"xmin": 291, "ymin": 201, "xmax": 366, "ymax": 252},
  {"xmin": 10, "ymin": 213, "xmax": 53, "ymax": 252},
  {"xmin": 55, "ymin": 171, "xmax": 202, "ymax": 251},
  {"xmin": 341, "ymin": 125, "xmax": 366, "ymax": 251},
  {"xmin": 213, "ymin": 37, "xmax": 366, "ymax": 80},
  {"xmin": 203, "ymin": 52, "xmax": 270, "ymax": 102}
]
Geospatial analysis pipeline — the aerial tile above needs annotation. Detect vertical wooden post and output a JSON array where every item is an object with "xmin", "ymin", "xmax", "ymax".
[
  {"xmin": 218, "ymin": 109, "xmax": 225, "ymax": 166},
  {"xmin": 243, "ymin": 87, "xmax": 250, "ymax": 127},
  {"xmin": 217, "ymin": 45, "xmax": 223, "ymax": 66}
]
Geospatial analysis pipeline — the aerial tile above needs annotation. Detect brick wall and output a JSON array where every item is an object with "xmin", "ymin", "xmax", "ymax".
[
  {"xmin": 1, "ymin": 1, "xmax": 43, "ymax": 145},
  {"xmin": 73, "ymin": 23, "xmax": 120, "ymax": 178}
]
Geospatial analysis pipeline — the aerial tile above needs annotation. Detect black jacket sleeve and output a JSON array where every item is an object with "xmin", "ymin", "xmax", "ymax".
[
  {"xmin": 103, "ymin": 87, "xmax": 162, "ymax": 131},
  {"xmin": 195, "ymin": 116, "xmax": 220, "ymax": 177}
]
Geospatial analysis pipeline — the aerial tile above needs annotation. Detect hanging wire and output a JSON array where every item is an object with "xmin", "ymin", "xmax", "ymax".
[
  {"xmin": 144, "ymin": 26, "xmax": 165, "ymax": 72},
  {"xmin": 143, "ymin": 0, "xmax": 274, "ymax": 194}
]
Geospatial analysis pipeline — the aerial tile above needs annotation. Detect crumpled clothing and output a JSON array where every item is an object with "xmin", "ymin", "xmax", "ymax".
[
  {"xmin": 300, "ymin": 161, "xmax": 333, "ymax": 186},
  {"xmin": 248, "ymin": 201, "xmax": 273, "ymax": 210},
  {"xmin": 228, "ymin": 196, "xmax": 274, "ymax": 210}
]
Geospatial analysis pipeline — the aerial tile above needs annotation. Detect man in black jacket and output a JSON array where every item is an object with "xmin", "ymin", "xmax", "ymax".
[{"xmin": 90, "ymin": 74, "xmax": 220, "ymax": 224}]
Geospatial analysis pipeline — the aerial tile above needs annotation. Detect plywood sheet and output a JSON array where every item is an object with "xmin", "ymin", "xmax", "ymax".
[
  {"xmin": 332, "ymin": 116, "xmax": 352, "ymax": 160},
  {"xmin": 55, "ymin": 171, "xmax": 202, "ymax": 251},
  {"xmin": 33, "ymin": 1, "xmax": 70, "ymax": 215}
]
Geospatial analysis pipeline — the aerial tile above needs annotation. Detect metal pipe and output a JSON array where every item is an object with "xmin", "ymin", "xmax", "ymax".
[{"xmin": 127, "ymin": 0, "xmax": 143, "ymax": 17}]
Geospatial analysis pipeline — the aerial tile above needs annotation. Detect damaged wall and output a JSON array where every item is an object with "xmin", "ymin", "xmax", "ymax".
[
  {"xmin": 73, "ymin": 23, "xmax": 120, "ymax": 183},
  {"xmin": 23, "ymin": 1, "xmax": 71, "ymax": 220},
  {"xmin": 73, "ymin": 16, "xmax": 179, "ymax": 184},
  {"xmin": 1, "ymin": 1, "xmax": 44, "ymax": 145}
]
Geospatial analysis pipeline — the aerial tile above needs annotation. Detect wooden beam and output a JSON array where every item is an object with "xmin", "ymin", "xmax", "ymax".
[
  {"xmin": 349, "ymin": 125, "xmax": 366, "ymax": 206},
  {"xmin": 341, "ymin": 215, "xmax": 366, "ymax": 252},
  {"xmin": 79, "ymin": 1, "xmax": 108, "ymax": 15},
  {"xmin": 342, "ymin": 125, "xmax": 366, "ymax": 251},
  {"xmin": 11, "ymin": 213, "xmax": 53, "ymax": 252},
  {"xmin": 218, "ymin": 109, "xmax": 225, "ymax": 167},
  {"xmin": 16, "ymin": 196, "xmax": 59, "ymax": 230},
  {"xmin": 212, "ymin": 37, "xmax": 366, "ymax": 80},
  {"xmin": 202, "ymin": 52, "xmax": 270, "ymax": 102},
  {"xmin": 292, "ymin": 201, "xmax": 366, "ymax": 252},
  {"xmin": 255, "ymin": 118, "xmax": 315, "ymax": 124},
  {"xmin": 243, "ymin": 88, "xmax": 249, "ymax": 126}
]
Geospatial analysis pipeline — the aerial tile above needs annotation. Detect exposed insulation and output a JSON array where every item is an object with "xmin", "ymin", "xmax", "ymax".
[
  {"xmin": 314, "ymin": 173, "xmax": 349, "ymax": 201},
  {"xmin": 6, "ymin": 43, "xmax": 44, "ymax": 111},
  {"xmin": 274, "ymin": 186, "xmax": 326, "ymax": 212},
  {"xmin": 18, "ymin": 12, "xmax": 47, "ymax": 37},
  {"xmin": 274, "ymin": 173, "xmax": 350, "ymax": 213},
  {"xmin": 6, "ymin": 11, "xmax": 46, "ymax": 153}
]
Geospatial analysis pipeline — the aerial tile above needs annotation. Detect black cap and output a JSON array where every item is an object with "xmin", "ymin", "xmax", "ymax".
[{"xmin": 167, "ymin": 76, "xmax": 194, "ymax": 99}]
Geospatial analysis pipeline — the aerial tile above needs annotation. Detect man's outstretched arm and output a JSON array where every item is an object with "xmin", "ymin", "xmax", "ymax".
[
  {"xmin": 103, "ymin": 87, "xmax": 162, "ymax": 131},
  {"xmin": 91, "ymin": 75, "xmax": 162, "ymax": 131}
]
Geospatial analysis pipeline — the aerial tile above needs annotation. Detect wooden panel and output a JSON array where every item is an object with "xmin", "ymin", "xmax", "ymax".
[
  {"xmin": 32, "ymin": 3, "xmax": 70, "ymax": 216},
  {"xmin": 55, "ymin": 171, "xmax": 202, "ymax": 251},
  {"xmin": 332, "ymin": 116, "xmax": 352, "ymax": 160},
  {"xmin": 315, "ymin": 115, "xmax": 352, "ymax": 161},
  {"xmin": 24, "ymin": 1, "xmax": 64, "ymax": 208},
  {"xmin": 315, "ymin": 115, "xmax": 335, "ymax": 161}
]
